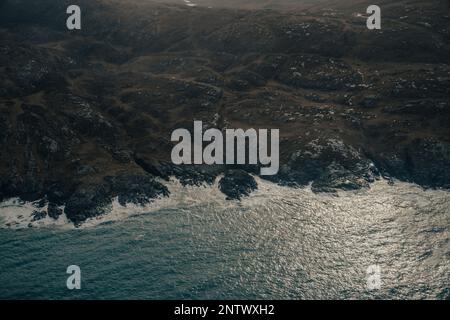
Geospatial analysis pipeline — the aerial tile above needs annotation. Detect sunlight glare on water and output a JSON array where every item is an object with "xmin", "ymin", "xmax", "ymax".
[{"xmin": 0, "ymin": 178, "xmax": 449, "ymax": 299}]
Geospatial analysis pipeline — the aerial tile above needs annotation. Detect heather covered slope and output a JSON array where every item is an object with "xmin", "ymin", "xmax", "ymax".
[{"xmin": 0, "ymin": 0, "xmax": 449, "ymax": 224}]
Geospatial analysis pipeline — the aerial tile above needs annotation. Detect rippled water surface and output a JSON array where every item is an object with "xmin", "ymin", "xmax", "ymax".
[{"xmin": 0, "ymin": 179, "xmax": 449, "ymax": 299}]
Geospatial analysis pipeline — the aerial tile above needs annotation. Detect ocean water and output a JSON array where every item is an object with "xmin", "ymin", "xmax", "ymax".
[{"xmin": 0, "ymin": 178, "xmax": 449, "ymax": 300}]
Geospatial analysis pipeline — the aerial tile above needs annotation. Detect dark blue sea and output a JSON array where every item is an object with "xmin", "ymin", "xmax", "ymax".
[{"xmin": 0, "ymin": 179, "xmax": 449, "ymax": 299}]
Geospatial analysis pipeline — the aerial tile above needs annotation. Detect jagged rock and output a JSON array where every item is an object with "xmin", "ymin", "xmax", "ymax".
[
  {"xmin": 311, "ymin": 164, "xmax": 370, "ymax": 193},
  {"xmin": 219, "ymin": 169, "xmax": 257, "ymax": 200},
  {"xmin": 134, "ymin": 156, "xmax": 170, "ymax": 180},
  {"xmin": 56, "ymin": 172, "xmax": 169, "ymax": 223},
  {"xmin": 64, "ymin": 184, "xmax": 112, "ymax": 225},
  {"xmin": 47, "ymin": 202, "xmax": 63, "ymax": 219},
  {"xmin": 46, "ymin": 183, "xmax": 72, "ymax": 205},
  {"xmin": 283, "ymin": 138, "xmax": 375, "ymax": 188},
  {"xmin": 31, "ymin": 210, "xmax": 46, "ymax": 221},
  {"xmin": 105, "ymin": 174, "xmax": 169, "ymax": 206},
  {"xmin": 33, "ymin": 198, "xmax": 46, "ymax": 208}
]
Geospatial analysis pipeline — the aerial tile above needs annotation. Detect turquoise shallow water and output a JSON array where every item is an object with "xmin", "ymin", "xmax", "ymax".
[{"xmin": 0, "ymin": 180, "xmax": 449, "ymax": 299}]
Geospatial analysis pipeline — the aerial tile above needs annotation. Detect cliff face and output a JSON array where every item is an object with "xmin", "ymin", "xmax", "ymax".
[{"xmin": 1, "ymin": 0, "xmax": 449, "ymax": 224}]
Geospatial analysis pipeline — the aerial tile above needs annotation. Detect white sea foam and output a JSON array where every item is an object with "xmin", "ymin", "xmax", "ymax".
[
  {"xmin": 0, "ymin": 177, "xmax": 448, "ymax": 230},
  {"xmin": 0, "ymin": 178, "xmax": 228, "ymax": 229},
  {"xmin": 0, "ymin": 198, "xmax": 71, "ymax": 229},
  {"xmin": 183, "ymin": 0, "xmax": 197, "ymax": 7},
  {"xmin": 80, "ymin": 178, "xmax": 231, "ymax": 228}
]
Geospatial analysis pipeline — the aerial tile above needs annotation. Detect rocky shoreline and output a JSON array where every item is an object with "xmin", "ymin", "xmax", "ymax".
[{"xmin": 4, "ymin": 149, "xmax": 450, "ymax": 226}]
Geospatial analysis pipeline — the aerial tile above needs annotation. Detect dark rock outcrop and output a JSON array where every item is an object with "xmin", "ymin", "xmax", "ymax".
[
  {"xmin": 47, "ymin": 202, "xmax": 63, "ymax": 219},
  {"xmin": 219, "ymin": 170, "xmax": 258, "ymax": 200},
  {"xmin": 31, "ymin": 210, "xmax": 46, "ymax": 221},
  {"xmin": 106, "ymin": 174, "xmax": 169, "ymax": 207},
  {"xmin": 64, "ymin": 183, "xmax": 112, "ymax": 225},
  {"xmin": 63, "ymin": 173, "xmax": 169, "ymax": 225}
]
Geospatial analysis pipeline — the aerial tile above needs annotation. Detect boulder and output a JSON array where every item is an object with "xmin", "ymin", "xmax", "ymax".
[{"xmin": 219, "ymin": 169, "xmax": 257, "ymax": 200}]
